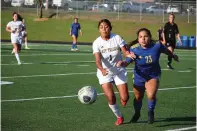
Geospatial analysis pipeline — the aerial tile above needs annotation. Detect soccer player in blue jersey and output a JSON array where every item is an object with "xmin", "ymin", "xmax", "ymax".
[
  {"xmin": 70, "ymin": 18, "xmax": 83, "ymax": 51},
  {"xmin": 116, "ymin": 28, "xmax": 179, "ymax": 124}
]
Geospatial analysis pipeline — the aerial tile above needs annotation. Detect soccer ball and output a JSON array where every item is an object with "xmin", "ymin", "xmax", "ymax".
[{"xmin": 78, "ymin": 86, "xmax": 97, "ymax": 104}]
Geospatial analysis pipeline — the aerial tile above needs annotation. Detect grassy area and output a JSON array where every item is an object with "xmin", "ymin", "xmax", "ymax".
[
  {"xmin": 1, "ymin": 9, "xmax": 196, "ymax": 43},
  {"xmin": 1, "ymin": 43, "xmax": 196, "ymax": 131}
]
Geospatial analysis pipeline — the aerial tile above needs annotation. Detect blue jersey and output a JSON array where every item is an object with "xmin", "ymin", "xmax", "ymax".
[
  {"xmin": 71, "ymin": 23, "xmax": 81, "ymax": 35},
  {"xmin": 126, "ymin": 42, "xmax": 168, "ymax": 80}
]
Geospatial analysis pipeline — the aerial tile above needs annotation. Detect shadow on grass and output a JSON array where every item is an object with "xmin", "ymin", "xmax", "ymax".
[{"xmin": 123, "ymin": 116, "xmax": 196, "ymax": 127}]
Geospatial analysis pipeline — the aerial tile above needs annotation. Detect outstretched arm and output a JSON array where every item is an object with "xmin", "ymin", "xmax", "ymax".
[{"xmin": 120, "ymin": 46, "xmax": 136, "ymax": 60}]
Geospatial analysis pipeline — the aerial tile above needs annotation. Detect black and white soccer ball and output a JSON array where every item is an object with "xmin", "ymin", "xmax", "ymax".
[{"xmin": 78, "ymin": 86, "xmax": 97, "ymax": 104}]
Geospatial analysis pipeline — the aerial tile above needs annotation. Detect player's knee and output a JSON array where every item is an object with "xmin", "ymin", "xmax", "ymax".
[
  {"xmin": 135, "ymin": 94, "xmax": 144, "ymax": 101},
  {"xmin": 107, "ymin": 95, "xmax": 116, "ymax": 104},
  {"xmin": 121, "ymin": 95, "xmax": 129, "ymax": 102},
  {"xmin": 147, "ymin": 95, "xmax": 156, "ymax": 101}
]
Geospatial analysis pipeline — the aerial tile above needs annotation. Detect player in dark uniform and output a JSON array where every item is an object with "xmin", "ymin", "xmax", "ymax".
[
  {"xmin": 164, "ymin": 13, "xmax": 182, "ymax": 69},
  {"xmin": 116, "ymin": 28, "xmax": 179, "ymax": 124},
  {"xmin": 70, "ymin": 18, "xmax": 83, "ymax": 51}
]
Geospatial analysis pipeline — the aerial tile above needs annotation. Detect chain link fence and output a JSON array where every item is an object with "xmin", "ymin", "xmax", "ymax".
[{"xmin": 2, "ymin": 0, "xmax": 196, "ymax": 23}]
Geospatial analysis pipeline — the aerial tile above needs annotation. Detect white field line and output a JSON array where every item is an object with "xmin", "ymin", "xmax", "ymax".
[
  {"xmin": 1, "ymin": 86, "xmax": 196, "ymax": 102},
  {"xmin": 166, "ymin": 126, "xmax": 196, "ymax": 131},
  {"xmin": 1, "ymin": 69, "xmax": 192, "ymax": 79},
  {"xmin": 1, "ymin": 54, "xmax": 92, "ymax": 56},
  {"xmin": 1, "ymin": 72, "xmax": 96, "ymax": 79},
  {"xmin": 1, "ymin": 57, "xmax": 196, "ymax": 66},
  {"xmin": 178, "ymin": 70, "xmax": 191, "ymax": 72},
  {"xmin": 1, "ymin": 61, "xmax": 95, "ymax": 65},
  {"xmin": 77, "ymin": 65, "xmax": 90, "ymax": 66}
]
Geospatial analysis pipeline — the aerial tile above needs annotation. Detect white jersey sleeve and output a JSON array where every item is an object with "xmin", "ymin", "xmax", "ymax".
[
  {"xmin": 115, "ymin": 35, "xmax": 126, "ymax": 48},
  {"xmin": 92, "ymin": 38, "xmax": 100, "ymax": 54}
]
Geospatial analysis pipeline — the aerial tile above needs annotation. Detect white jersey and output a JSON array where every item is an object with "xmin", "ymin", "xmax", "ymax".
[
  {"xmin": 7, "ymin": 21, "xmax": 23, "ymax": 38},
  {"xmin": 92, "ymin": 33, "xmax": 126, "ymax": 76}
]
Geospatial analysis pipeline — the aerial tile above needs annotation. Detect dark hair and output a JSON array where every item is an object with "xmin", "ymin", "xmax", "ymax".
[
  {"xmin": 128, "ymin": 28, "xmax": 155, "ymax": 48},
  {"xmin": 74, "ymin": 17, "xmax": 78, "ymax": 20},
  {"xmin": 12, "ymin": 12, "xmax": 23, "ymax": 21},
  {"xmin": 169, "ymin": 13, "xmax": 175, "ymax": 18},
  {"xmin": 98, "ymin": 19, "xmax": 112, "ymax": 31},
  {"xmin": 12, "ymin": 12, "xmax": 17, "ymax": 16},
  {"xmin": 17, "ymin": 13, "xmax": 23, "ymax": 21}
]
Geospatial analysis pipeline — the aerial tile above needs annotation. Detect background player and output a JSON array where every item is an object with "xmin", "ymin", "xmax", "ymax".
[
  {"xmin": 163, "ymin": 13, "xmax": 182, "ymax": 69},
  {"xmin": 6, "ymin": 12, "xmax": 23, "ymax": 65},
  {"xmin": 70, "ymin": 18, "xmax": 82, "ymax": 51}
]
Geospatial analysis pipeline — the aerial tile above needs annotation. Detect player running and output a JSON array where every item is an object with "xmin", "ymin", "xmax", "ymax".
[
  {"xmin": 163, "ymin": 13, "xmax": 182, "ymax": 69},
  {"xmin": 70, "ymin": 17, "xmax": 82, "ymax": 51},
  {"xmin": 6, "ymin": 12, "xmax": 23, "ymax": 65},
  {"xmin": 92, "ymin": 19, "xmax": 136, "ymax": 126},
  {"xmin": 117, "ymin": 28, "xmax": 179, "ymax": 124}
]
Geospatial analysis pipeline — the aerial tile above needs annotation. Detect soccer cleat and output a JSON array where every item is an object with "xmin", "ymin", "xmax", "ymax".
[
  {"xmin": 148, "ymin": 111, "xmax": 154, "ymax": 124},
  {"xmin": 71, "ymin": 48, "xmax": 75, "ymax": 51},
  {"xmin": 75, "ymin": 48, "xmax": 79, "ymax": 51},
  {"xmin": 115, "ymin": 117, "xmax": 124, "ymax": 126},
  {"xmin": 120, "ymin": 100, "xmax": 127, "ymax": 107},
  {"xmin": 25, "ymin": 47, "xmax": 30, "ymax": 49},
  {"xmin": 167, "ymin": 63, "xmax": 174, "ymax": 69},
  {"xmin": 131, "ymin": 111, "xmax": 140, "ymax": 123},
  {"xmin": 18, "ymin": 62, "xmax": 21, "ymax": 65}
]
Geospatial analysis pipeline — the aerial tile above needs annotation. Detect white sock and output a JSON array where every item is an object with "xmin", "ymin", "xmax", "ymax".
[
  {"xmin": 15, "ymin": 53, "xmax": 21, "ymax": 63},
  {"xmin": 108, "ymin": 104, "xmax": 122, "ymax": 118},
  {"xmin": 12, "ymin": 48, "xmax": 15, "ymax": 53}
]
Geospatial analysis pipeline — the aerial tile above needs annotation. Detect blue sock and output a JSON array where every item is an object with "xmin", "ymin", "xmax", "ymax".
[
  {"xmin": 133, "ymin": 98, "xmax": 142, "ymax": 113},
  {"xmin": 148, "ymin": 98, "xmax": 156, "ymax": 112},
  {"xmin": 72, "ymin": 43, "xmax": 75, "ymax": 49},
  {"xmin": 73, "ymin": 43, "xmax": 76, "ymax": 49}
]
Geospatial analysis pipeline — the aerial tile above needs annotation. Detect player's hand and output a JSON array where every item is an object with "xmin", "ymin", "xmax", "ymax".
[
  {"xmin": 179, "ymin": 41, "xmax": 182, "ymax": 46},
  {"xmin": 69, "ymin": 32, "xmax": 72, "ymax": 36},
  {"xmin": 101, "ymin": 68, "xmax": 108, "ymax": 76},
  {"xmin": 126, "ymin": 52, "xmax": 136, "ymax": 60},
  {"xmin": 116, "ymin": 61, "xmax": 123, "ymax": 67},
  {"xmin": 173, "ymin": 54, "xmax": 179, "ymax": 62}
]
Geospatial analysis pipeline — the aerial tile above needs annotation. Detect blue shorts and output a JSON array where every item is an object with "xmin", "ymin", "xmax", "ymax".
[
  {"xmin": 133, "ymin": 72, "xmax": 160, "ymax": 88},
  {"xmin": 71, "ymin": 33, "xmax": 78, "ymax": 38}
]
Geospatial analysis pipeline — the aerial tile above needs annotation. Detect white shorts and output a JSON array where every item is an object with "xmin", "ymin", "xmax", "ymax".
[
  {"xmin": 96, "ymin": 68, "xmax": 128, "ymax": 85},
  {"xmin": 11, "ymin": 37, "xmax": 22, "ymax": 45}
]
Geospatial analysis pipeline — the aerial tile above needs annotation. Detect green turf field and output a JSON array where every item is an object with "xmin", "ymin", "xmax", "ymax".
[{"xmin": 1, "ymin": 43, "xmax": 196, "ymax": 131}]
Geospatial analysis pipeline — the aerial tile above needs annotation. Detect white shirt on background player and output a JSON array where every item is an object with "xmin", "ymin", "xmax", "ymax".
[
  {"xmin": 7, "ymin": 21, "xmax": 23, "ymax": 39},
  {"xmin": 92, "ymin": 33, "xmax": 126, "ymax": 76}
]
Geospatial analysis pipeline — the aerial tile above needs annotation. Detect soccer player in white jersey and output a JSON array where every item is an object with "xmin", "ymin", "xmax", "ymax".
[
  {"xmin": 92, "ymin": 19, "xmax": 136, "ymax": 126},
  {"xmin": 6, "ymin": 12, "xmax": 23, "ymax": 65}
]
